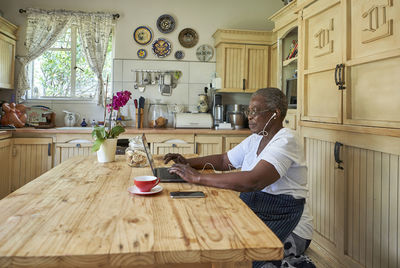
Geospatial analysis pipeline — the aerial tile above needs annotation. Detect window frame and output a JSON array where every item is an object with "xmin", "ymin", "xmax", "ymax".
[{"xmin": 27, "ymin": 26, "xmax": 112, "ymax": 101}]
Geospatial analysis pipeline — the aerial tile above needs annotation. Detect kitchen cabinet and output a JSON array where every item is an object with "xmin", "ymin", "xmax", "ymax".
[
  {"xmin": 269, "ymin": 0, "xmax": 299, "ymax": 131},
  {"xmin": 10, "ymin": 138, "xmax": 53, "ymax": 192},
  {"xmin": 54, "ymin": 134, "xmax": 94, "ymax": 166},
  {"xmin": 0, "ymin": 138, "xmax": 11, "ymax": 199},
  {"xmin": 195, "ymin": 135, "xmax": 223, "ymax": 156},
  {"xmin": 300, "ymin": 0, "xmax": 400, "ymax": 128},
  {"xmin": 303, "ymin": 126, "xmax": 400, "ymax": 268},
  {"xmin": 269, "ymin": 43, "xmax": 278, "ymax": 87},
  {"xmin": 0, "ymin": 17, "xmax": 17, "ymax": 89},
  {"xmin": 224, "ymin": 136, "xmax": 247, "ymax": 152},
  {"xmin": 213, "ymin": 29, "xmax": 276, "ymax": 93},
  {"xmin": 145, "ymin": 134, "xmax": 195, "ymax": 155}
]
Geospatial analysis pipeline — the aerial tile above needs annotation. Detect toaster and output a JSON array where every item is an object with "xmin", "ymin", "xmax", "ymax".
[{"xmin": 174, "ymin": 113, "xmax": 213, "ymax": 129}]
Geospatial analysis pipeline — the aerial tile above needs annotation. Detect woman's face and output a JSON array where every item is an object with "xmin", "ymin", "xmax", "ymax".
[{"xmin": 247, "ymin": 95, "xmax": 276, "ymax": 134}]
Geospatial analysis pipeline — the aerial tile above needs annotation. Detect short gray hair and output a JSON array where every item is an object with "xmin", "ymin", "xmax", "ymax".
[{"xmin": 252, "ymin": 88, "xmax": 288, "ymax": 119}]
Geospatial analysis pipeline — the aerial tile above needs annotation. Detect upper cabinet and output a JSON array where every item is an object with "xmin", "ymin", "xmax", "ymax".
[
  {"xmin": 0, "ymin": 17, "xmax": 18, "ymax": 90},
  {"xmin": 300, "ymin": 0, "xmax": 400, "ymax": 128},
  {"xmin": 213, "ymin": 29, "xmax": 276, "ymax": 93}
]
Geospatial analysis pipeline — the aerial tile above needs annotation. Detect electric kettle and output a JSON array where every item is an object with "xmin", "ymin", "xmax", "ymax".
[{"xmin": 63, "ymin": 110, "xmax": 80, "ymax": 127}]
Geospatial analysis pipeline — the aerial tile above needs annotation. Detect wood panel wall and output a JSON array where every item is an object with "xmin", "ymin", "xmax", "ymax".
[{"xmin": 345, "ymin": 147, "xmax": 400, "ymax": 268}]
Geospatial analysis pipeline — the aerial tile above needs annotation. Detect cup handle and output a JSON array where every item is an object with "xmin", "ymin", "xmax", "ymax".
[{"xmin": 154, "ymin": 177, "xmax": 160, "ymax": 187}]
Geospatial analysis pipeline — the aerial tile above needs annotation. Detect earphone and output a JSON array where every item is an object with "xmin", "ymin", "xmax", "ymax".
[{"xmin": 258, "ymin": 112, "xmax": 277, "ymax": 137}]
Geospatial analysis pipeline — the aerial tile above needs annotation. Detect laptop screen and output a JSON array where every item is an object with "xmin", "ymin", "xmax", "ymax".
[{"xmin": 141, "ymin": 134, "xmax": 157, "ymax": 177}]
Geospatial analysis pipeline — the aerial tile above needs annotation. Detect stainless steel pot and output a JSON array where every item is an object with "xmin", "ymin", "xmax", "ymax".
[{"xmin": 228, "ymin": 111, "xmax": 245, "ymax": 129}]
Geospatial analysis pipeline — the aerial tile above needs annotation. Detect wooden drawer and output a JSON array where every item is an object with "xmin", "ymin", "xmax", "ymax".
[{"xmin": 283, "ymin": 114, "xmax": 296, "ymax": 130}]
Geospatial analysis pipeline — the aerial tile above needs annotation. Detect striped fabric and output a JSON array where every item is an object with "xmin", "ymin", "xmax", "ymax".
[{"xmin": 240, "ymin": 192, "xmax": 305, "ymax": 268}]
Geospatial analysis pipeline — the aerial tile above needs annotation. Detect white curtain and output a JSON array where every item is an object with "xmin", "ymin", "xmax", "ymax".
[
  {"xmin": 76, "ymin": 13, "xmax": 113, "ymax": 105},
  {"xmin": 16, "ymin": 8, "xmax": 72, "ymax": 101}
]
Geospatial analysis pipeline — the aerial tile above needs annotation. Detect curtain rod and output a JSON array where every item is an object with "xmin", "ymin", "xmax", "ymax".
[{"xmin": 18, "ymin": 9, "xmax": 120, "ymax": 19}]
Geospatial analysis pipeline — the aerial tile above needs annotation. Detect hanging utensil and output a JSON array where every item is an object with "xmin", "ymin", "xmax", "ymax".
[
  {"xmin": 138, "ymin": 70, "xmax": 145, "ymax": 92},
  {"xmin": 133, "ymin": 70, "xmax": 138, "ymax": 89}
]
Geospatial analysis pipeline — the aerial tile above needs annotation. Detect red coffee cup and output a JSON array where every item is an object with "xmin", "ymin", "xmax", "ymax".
[{"xmin": 134, "ymin": 176, "xmax": 160, "ymax": 192}]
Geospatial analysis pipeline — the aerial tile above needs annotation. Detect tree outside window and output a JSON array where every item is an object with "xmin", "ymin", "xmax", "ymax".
[{"xmin": 28, "ymin": 27, "xmax": 112, "ymax": 99}]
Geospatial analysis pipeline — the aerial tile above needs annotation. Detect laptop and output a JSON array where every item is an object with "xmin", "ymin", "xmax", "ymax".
[{"xmin": 141, "ymin": 134, "xmax": 186, "ymax": 183}]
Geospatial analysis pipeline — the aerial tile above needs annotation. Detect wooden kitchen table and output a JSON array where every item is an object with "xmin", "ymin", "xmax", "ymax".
[{"xmin": 0, "ymin": 155, "xmax": 282, "ymax": 267}]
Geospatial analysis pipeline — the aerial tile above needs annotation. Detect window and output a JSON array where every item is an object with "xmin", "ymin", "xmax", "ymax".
[{"xmin": 27, "ymin": 27, "xmax": 112, "ymax": 100}]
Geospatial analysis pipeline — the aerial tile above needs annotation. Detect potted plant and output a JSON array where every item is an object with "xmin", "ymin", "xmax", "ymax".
[{"xmin": 92, "ymin": 90, "xmax": 131, "ymax": 162}]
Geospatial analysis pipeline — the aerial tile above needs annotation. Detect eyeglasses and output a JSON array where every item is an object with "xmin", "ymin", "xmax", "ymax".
[{"xmin": 244, "ymin": 108, "xmax": 270, "ymax": 117}]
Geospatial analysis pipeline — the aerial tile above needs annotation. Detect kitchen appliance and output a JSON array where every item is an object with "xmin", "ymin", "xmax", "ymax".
[
  {"xmin": 227, "ymin": 104, "xmax": 246, "ymax": 129},
  {"xmin": 212, "ymin": 94, "xmax": 224, "ymax": 127},
  {"xmin": 175, "ymin": 113, "xmax": 213, "ymax": 129},
  {"xmin": 63, "ymin": 110, "xmax": 80, "ymax": 127}
]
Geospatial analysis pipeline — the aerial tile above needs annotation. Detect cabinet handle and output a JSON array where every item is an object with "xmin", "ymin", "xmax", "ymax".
[
  {"xmin": 172, "ymin": 144, "xmax": 177, "ymax": 148},
  {"xmin": 48, "ymin": 143, "xmax": 51, "ymax": 156},
  {"xmin": 339, "ymin": 64, "xmax": 346, "ymax": 90},
  {"xmin": 334, "ymin": 64, "xmax": 339, "ymax": 86},
  {"xmin": 285, "ymin": 119, "xmax": 289, "ymax": 124},
  {"xmin": 334, "ymin": 142, "xmax": 343, "ymax": 170},
  {"xmin": 76, "ymin": 143, "xmax": 81, "ymax": 148},
  {"xmin": 242, "ymin": 79, "xmax": 246, "ymax": 90}
]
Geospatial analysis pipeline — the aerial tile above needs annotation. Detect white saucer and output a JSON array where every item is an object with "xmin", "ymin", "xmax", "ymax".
[{"xmin": 128, "ymin": 185, "xmax": 163, "ymax": 195}]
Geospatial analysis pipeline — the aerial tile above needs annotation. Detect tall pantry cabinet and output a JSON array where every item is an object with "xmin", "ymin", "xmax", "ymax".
[{"xmin": 296, "ymin": 0, "xmax": 400, "ymax": 267}]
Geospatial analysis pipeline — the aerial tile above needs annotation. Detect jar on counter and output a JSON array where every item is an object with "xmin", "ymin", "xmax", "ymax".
[
  {"xmin": 148, "ymin": 100, "xmax": 168, "ymax": 128},
  {"xmin": 125, "ymin": 136, "xmax": 148, "ymax": 167}
]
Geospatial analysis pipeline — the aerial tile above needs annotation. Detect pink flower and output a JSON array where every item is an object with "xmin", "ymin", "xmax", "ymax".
[{"xmin": 109, "ymin": 90, "xmax": 132, "ymax": 111}]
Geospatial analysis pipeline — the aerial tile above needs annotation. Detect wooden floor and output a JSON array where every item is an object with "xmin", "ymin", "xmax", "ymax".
[{"xmin": 306, "ymin": 242, "xmax": 344, "ymax": 268}]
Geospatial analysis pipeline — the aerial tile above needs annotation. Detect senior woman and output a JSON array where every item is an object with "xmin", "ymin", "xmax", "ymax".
[{"xmin": 165, "ymin": 88, "xmax": 314, "ymax": 268}]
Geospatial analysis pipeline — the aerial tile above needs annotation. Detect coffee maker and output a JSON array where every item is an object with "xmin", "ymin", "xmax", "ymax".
[{"xmin": 212, "ymin": 94, "xmax": 224, "ymax": 127}]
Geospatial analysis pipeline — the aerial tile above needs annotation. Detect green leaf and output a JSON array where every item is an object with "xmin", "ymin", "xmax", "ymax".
[
  {"xmin": 109, "ymin": 125, "xmax": 125, "ymax": 139},
  {"xmin": 91, "ymin": 138, "xmax": 104, "ymax": 152},
  {"xmin": 92, "ymin": 126, "xmax": 106, "ymax": 140}
]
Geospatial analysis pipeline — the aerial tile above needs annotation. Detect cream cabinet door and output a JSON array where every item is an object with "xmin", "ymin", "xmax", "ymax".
[
  {"xmin": 10, "ymin": 138, "xmax": 53, "ymax": 192},
  {"xmin": 152, "ymin": 142, "xmax": 194, "ymax": 155},
  {"xmin": 300, "ymin": 0, "xmax": 344, "ymax": 124},
  {"xmin": 269, "ymin": 43, "xmax": 278, "ymax": 88},
  {"xmin": 216, "ymin": 43, "xmax": 246, "ymax": 91},
  {"xmin": 245, "ymin": 45, "xmax": 269, "ymax": 92},
  {"xmin": 0, "ymin": 33, "xmax": 16, "ymax": 89},
  {"xmin": 343, "ymin": 0, "xmax": 400, "ymax": 128},
  {"xmin": 0, "ymin": 139, "xmax": 11, "ymax": 199},
  {"xmin": 224, "ymin": 136, "xmax": 247, "ymax": 152},
  {"xmin": 304, "ymin": 134, "xmax": 344, "ymax": 258},
  {"xmin": 195, "ymin": 135, "xmax": 223, "ymax": 156},
  {"xmin": 54, "ymin": 141, "xmax": 94, "ymax": 166}
]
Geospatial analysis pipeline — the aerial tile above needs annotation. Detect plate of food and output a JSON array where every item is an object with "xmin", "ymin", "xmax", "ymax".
[
  {"xmin": 152, "ymin": 38, "xmax": 171, "ymax": 58},
  {"xmin": 178, "ymin": 28, "xmax": 198, "ymax": 48},
  {"xmin": 133, "ymin": 26, "xmax": 153, "ymax": 45},
  {"xmin": 156, "ymin": 14, "xmax": 175, "ymax": 34}
]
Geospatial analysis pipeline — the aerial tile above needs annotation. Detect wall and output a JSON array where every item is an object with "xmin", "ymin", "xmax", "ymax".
[{"xmin": 0, "ymin": 0, "xmax": 283, "ymax": 126}]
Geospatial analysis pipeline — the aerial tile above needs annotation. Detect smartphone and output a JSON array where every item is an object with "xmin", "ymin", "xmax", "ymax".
[{"xmin": 170, "ymin": 191, "xmax": 206, "ymax": 199}]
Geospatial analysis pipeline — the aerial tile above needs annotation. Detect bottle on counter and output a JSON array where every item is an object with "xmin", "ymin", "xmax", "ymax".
[{"xmin": 80, "ymin": 118, "xmax": 87, "ymax": 127}]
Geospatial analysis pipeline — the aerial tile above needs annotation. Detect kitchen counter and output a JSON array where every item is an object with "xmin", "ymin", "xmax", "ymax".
[
  {"xmin": 0, "ymin": 155, "xmax": 282, "ymax": 267},
  {"xmin": 7, "ymin": 127, "xmax": 252, "ymax": 135}
]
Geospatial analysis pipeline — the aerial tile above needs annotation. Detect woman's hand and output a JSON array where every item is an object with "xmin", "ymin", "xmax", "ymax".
[
  {"xmin": 168, "ymin": 164, "xmax": 201, "ymax": 184},
  {"xmin": 164, "ymin": 153, "xmax": 188, "ymax": 164}
]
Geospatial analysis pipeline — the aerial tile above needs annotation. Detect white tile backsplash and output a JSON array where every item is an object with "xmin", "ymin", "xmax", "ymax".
[
  {"xmin": 188, "ymin": 62, "xmax": 216, "ymax": 84},
  {"xmin": 116, "ymin": 59, "xmax": 216, "ymax": 112}
]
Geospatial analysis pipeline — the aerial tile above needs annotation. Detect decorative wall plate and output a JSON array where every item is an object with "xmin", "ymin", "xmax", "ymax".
[
  {"xmin": 174, "ymin": 50, "xmax": 184, "ymax": 60},
  {"xmin": 133, "ymin": 26, "xmax": 153, "ymax": 45},
  {"xmin": 156, "ymin": 14, "xmax": 175, "ymax": 34},
  {"xmin": 152, "ymin": 38, "xmax": 171, "ymax": 58},
  {"xmin": 137, "ymin": 49, "xmax": 147, "ymax": 59},
  {"xmin": 178, "ymin": 28, "xmax": 198, "ymax": 48},
  {"xmin": 196, "ymin": 44, "xmax": 214, "ymax": 62}
]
